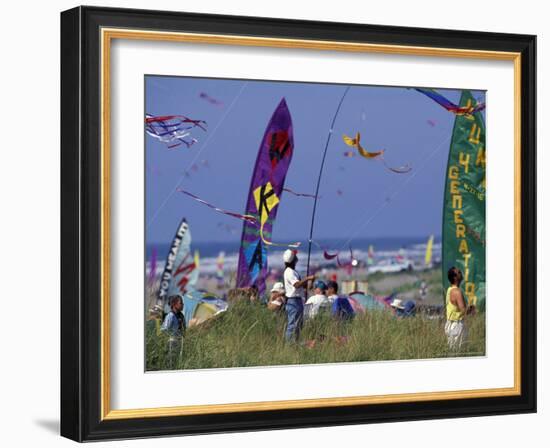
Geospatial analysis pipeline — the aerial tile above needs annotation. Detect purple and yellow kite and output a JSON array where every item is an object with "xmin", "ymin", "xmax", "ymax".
[{"xmin": 236, "ymin": 98, "xmax": 296, "ymax": 294}]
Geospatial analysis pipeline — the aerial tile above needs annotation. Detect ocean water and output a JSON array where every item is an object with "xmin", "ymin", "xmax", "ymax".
[{"xmin": 146, "ymin": 236, "xmax": 441, "ymax": 276}]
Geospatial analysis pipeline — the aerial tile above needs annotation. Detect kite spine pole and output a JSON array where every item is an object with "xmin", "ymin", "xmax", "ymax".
[{"xmin": 306, "ymin": 86, "xmax": 351, "ymax": 277}]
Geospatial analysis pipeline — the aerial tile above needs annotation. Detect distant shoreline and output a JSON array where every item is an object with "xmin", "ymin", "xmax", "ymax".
[{"xmin": 146, "ymin": 235, "xmax": 442, "ymax": 260}]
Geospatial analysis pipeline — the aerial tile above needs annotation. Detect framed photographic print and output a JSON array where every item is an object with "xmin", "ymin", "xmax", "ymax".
[{"xmin": 60, "ymin": 6, "xmax": 536, "ymax": 442}]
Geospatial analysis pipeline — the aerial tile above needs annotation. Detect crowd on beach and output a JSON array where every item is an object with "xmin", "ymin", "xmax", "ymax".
[
  {"xmin": 157, "ymin": 248, "xmax": 474, "ymax": 363},
  {"xmin": 267, "ymin": 249, "xmax": 428, "ymax": 342}
]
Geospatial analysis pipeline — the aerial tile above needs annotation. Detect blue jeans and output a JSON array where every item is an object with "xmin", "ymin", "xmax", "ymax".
[{"xmin": 285, "ymin": 297, "xmax": 304, "ymax": 342}]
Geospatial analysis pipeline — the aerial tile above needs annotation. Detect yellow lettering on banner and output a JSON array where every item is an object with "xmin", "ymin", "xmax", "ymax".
[
  {"xmin": 459, "ymin": 152, "xmax": 470, "ymax": 173},
  {"xmin": 465, "ymin": 282, "xmax": 477, "ymax": 306},
  {"xmin": 458, "ymin": 238, "xmax": 469, "ymax": 254},
  {"xmin": 452, "ymin": 194, "xmax": 463, "ymax": 209},
  {"xmin": 468, "ymin": 123, "xmax": 481, "ymax": 145},
  {"xmin": 454, "ymin": 209, "xmax": 464, "ymax": 224},
  {"xmin": 449, "ymin": 165, "xmax": 459, "ymax": 179},
  {"xmin": 463, "ymin": 253, "xmax": 472, "ymax": 282},
  {"xmin": 463, "ymin": 252, "xmax": 471, "ymax": 268},
  {"xmin": 450, "ymin": 180, "xmax": 460, "ymax": 194},
  {"xmin": 476, "ymin": 146, "xmax": 486, "ymax": 168},
  {"xmin": 456, "ymin": 224, "xmax": 466, "ymax": 238}
]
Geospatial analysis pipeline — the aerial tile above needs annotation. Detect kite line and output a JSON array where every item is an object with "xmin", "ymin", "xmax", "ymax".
[
  {"xmin": 334, "ymin": 128, "xmax": 453, "ymax": 252},
  {"xmin": 146, "ymin": 82, "xmax": 248, "ymax": 229},
  {"xmin": 305, "ymin": 86, "xmax": 351, "ymax": 276}
]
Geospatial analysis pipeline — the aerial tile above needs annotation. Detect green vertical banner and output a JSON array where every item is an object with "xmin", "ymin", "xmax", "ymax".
[{"xmin": 442, "ymin": 91, "xmax": 486, "ymax": 310}]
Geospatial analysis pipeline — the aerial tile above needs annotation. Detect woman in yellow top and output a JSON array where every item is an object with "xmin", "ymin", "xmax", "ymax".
[{"xmin": 445, "ymin": 267, "xmax": 468, "ymax": 350}]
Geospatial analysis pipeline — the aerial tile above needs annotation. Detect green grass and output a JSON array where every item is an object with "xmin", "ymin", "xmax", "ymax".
[
  {"xmin": 146, "ymin": 300, "xmax": 486, "ymax": 371},
  {"xmin": 367, "ymin": 268, "xmax": 445, "ymax": 301}
]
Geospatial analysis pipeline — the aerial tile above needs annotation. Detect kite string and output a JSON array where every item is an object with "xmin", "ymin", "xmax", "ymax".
[
  {"xmin": 176, "ymin": 188, "xmax": 258, "ymax": 224},
  {"xmin": 334, "ymin": 129, "xmax": 453, "ymax": 252},
  {"xmin": 146, "ymin": 81, "xmax": 248, "ymax": 229},
  {"xmin": 176, "ymin": 189, "xmax": 300, "ymax": 248},
  {"xmin": 306, "ymin": 86, "xmax": 351, "ymax": 276},
  {"xmin": 283, "ymin": 187, "xmax": 317, "ymax": 199}
]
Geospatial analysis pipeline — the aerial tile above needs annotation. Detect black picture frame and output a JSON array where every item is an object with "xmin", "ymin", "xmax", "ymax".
[{"xmin": 61, "ymin": 5, "xmax": 536, "ymax": 442}]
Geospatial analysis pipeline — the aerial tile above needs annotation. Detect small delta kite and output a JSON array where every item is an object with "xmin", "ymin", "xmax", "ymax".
[
  {"xmin": 342, "ymin": 132, "xmax": 411, "ymax": 174},
  {"xmin": 342, "ymin": 132, "xmax": 385, "ymax": 159}
]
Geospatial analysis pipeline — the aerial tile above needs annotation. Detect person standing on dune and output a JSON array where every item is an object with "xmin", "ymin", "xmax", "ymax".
[
  {"xmin": 445, "ymin": 267, "xmax": 468, "ymax": 350},
  {"xmin": 283, "ymin": 249, "xmax": 315, "ymax": 342}
]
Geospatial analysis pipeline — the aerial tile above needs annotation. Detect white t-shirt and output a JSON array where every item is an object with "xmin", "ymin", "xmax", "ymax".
[
  {"xmin": 306, "ymin": 294, "xmax": 330, "ymax": 306},
  {"xmin": 327, "ymin": 294, "xmax": 338, "ymax": 304},
  {"xmin": 305, "ymin": 294, "xmax": 331, "ymax": 319},
  {"xmin": 284, "ymin": 267, "xmax": 303, "ymax": 299}
]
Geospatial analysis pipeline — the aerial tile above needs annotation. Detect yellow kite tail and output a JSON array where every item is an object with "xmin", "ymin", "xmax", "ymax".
[
  {"xmin": 343, "ymin": 131, "xmax": 383, "ymax": 159},
  {"xmin": 357, "ymin": 143, "xmax": 384, "ymax": 159},
  {"xmin": 259, "ymin": 222, "xmax": 300, "ymax": 248}
]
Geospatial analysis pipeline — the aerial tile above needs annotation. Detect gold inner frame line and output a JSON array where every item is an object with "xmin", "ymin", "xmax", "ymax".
[{"xmin": 100, "ymin": 27, "xmax": 522, "ymax": 421}]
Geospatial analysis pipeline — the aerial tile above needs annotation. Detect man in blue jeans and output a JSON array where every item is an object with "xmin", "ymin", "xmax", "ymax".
[{"xmin": 282, "ymin": 249, "xmax": 315, "ymax": 342}]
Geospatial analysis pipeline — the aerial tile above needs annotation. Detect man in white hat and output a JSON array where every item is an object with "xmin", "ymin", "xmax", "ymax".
[
  {"xmin": 390, "ymin": 297, "xmax": 405, "ymax": 315},
  {"xmin": 282, "ymin": 249, "xmax": 315, "ymax": 341},
  {"xmin": 267, "ymin": 282, "xmax": 286, "ymax": 311}
]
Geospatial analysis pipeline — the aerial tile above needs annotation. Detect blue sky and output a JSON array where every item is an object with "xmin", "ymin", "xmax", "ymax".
[{"xmin": 145, "ymin": 76, "xmax": 484, "ymax": 247}]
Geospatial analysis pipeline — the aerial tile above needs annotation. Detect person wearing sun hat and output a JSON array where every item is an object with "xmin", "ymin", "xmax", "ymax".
[
  {"xmin": 389, "ymin": 297, "xmax": 407, "ymax": 317},
  {"xmin": 390, "ymin": 297, "xmax": 405, "ymax": 311},
  {"xmin": 390, "ymin": 297, "xmax": 417, "ymax": 318},
  {"xmin": 267, "ymin": 282, "xmax": 286, "ymax": 311},
  {"xmin": 282, "ymin": 249, "xmax": 315, "ymax": 342}
]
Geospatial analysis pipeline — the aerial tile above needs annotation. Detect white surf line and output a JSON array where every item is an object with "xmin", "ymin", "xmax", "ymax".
[
  {"xmin": 335, "ymin": 129, "xmax": 453, "ymax": 252},
  {"xmin": 146, "ymin": 81, "xmax": 249, "ymax": 229}
]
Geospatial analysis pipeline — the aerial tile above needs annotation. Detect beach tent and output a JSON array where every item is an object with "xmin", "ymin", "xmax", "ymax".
[
  {"xmin": 348, "ymin": 292, "xmax": 390, "ymax": 313},
  {"xmin": 183, "ymin": 290, "xmax": 228, "ymax": 327}
]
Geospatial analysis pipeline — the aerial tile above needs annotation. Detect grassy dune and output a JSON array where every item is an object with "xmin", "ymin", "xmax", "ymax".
[
  {"xmin": 367, "ymin": 267, "xmax": 445, "ymax": 305},
  {"xmin": 146, "ymin": 299, "xmax": 485, "ymax": 371}
]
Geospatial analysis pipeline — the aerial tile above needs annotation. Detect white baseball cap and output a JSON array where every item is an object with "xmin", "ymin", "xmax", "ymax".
[
  {"xmin": 283, "ymin": 249, "xmax": 296, "ymax": 263},
  {"xmin": 270, "ymin": 282, "xmax": 285, "ymax": 293}
]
